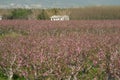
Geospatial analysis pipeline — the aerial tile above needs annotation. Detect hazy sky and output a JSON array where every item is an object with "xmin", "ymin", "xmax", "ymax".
[{"xmin": 0, "ymin": 0, "xmax": 120, "ymax": 8}]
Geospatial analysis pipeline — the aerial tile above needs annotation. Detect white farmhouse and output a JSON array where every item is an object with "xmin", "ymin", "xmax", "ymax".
[
  {"xmin": 50, "ymin": 15, "xmax": 69, "ymax": 21},
  {"xmin": 0, "ymin": 16, "xmax": 2, "ymax": 20}
]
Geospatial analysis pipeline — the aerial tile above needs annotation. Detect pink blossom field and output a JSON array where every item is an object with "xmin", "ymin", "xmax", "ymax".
[{"xmin": 0, "ymin": 20, "xmax": 120, "ymax": 80}]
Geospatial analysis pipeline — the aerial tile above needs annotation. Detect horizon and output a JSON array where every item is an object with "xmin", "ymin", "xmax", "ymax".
[{"xmin": 0, "ymin": 0, "xmax": 120, "ymax": 9}]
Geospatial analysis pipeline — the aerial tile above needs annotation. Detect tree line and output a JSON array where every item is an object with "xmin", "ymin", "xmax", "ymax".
[{"xmin": 1, "ymin": 6, "xmax": 120, "ymax": 20}]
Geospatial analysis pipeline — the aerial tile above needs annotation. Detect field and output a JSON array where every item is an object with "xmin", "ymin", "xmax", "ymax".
[{"xmin": 0, "ymin": 20, "xmax": 120, "ymax": 80}]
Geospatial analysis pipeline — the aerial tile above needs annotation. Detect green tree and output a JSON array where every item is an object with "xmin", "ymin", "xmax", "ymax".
[
  {"xmin": 10, "ymin": 9, "xmax": 32, "ymax": 19},
  {"xmin": 51, "ymin": 8, "xmax": 59, "ymax": 15},
  {"xmin": 37, "ymin": 9, "xmax": 49, "ymax": 20}
]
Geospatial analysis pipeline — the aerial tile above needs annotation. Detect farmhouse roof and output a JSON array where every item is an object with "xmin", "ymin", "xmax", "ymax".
[
  {"xmin": 50, "ymin": 15, "xmax": 62, "ymax": 18},
  {"xmin": 50, "ymin": 15, "xmax": 69, "ymax": 18}
]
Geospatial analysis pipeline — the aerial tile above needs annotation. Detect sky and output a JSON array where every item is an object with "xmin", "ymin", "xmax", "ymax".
[{"xmin": 0, "ymin": 0, "xmax": 120, "ymax": 8}]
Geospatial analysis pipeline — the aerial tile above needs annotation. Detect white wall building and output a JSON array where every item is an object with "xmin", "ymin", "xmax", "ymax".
[
  {"xmin": 50, "ymin": 15, "xmax": 69, "ymax": 21},
  {"xmin": 0, "ymin": 16, "xmax": 2, "ymax": 20}
]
